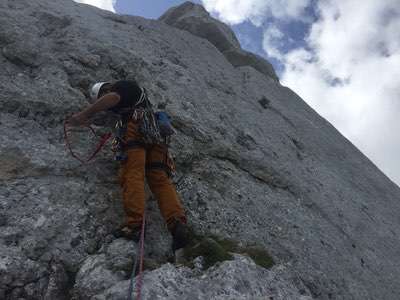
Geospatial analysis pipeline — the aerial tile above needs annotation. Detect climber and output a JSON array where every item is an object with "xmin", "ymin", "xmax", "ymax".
[{"xmin": 67, "ymin": 80, "xmax": 189, "ymax": 252}]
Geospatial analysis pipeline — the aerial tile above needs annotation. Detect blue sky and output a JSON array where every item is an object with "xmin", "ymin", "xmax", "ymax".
[
  {"xmin": 73, "ymin": 0, "xmax": 400, "ymax": 186},
  {"xmin": 114, "ymin": 0, "xmax": 283, "ymax": 70},
  {"xmin": 77, "ymin": 0, "xmax": 315, "ymax": 76},
  {"xmin": 113, "ymin": 0, "xmax": 311, "ymax": 74}
]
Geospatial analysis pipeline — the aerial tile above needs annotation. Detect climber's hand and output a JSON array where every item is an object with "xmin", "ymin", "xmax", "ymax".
[{"xmin": 67, "ymin": 112, "xmax": 91, "ymax": 127}]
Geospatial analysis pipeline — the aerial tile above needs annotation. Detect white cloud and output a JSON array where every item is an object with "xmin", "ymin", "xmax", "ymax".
[
  {"xmin": 278, "ymin": 0, "xmax": 400, "ymax": 184},
  {"xmin": 73, "ymin": 0, "xmax": 116, "ymax": 13},
  {"xmin": 201, "ymin": 0, "xmax": 310, "ymax": 25},
  {"xmin": 202, "ymin": 0, "xmax": 400, "ymax": 184},
  {"xmin": 263, "ymin": 26, "xmax": 285, "ymax": 60}
]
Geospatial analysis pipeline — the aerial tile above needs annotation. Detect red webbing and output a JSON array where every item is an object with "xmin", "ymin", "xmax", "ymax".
[{"xmin": 64, "ymin": 120, "xmax": 112, "ymax": 164}]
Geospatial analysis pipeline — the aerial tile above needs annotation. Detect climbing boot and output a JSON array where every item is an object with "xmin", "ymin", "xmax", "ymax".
[
  {"xmin": 113, "ymin": 224, "xmax": 143, "ymax": 242},
  {"xmin": 169, "ymin": 219, "xmax": 190, "ymax": 252}
]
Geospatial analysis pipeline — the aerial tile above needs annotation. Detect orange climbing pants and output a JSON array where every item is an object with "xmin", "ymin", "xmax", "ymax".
[{"xmin": 118, "ymin": 120, "xmax": 186, "ymax": 228}]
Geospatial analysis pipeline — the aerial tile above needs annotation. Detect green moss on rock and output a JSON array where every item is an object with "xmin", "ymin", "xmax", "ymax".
[
  {"xmin": 184, "ymin": 237, "xmax": 233, "ymax": 269},
  {"xmin": 242, "ymin": 246, "xmax": 274, "ymax": 269},
  {"xmin": 210, "ymin": 235, "xmax": 239, "ymax": 252},
  {"xmin": 180, "ymin": 229, "xmax": 274, "ymax": 270}
]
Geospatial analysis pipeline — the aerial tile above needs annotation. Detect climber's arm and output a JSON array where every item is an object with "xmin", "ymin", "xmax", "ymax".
[
  {"xmin": 68, "ymin": 93, "xmax": 120, "ymax": 126},
  {"xmin": 81, "ymin": 93, "xmax": 120, "ymax": 117}
]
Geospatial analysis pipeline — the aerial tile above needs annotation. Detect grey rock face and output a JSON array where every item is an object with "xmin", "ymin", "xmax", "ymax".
[
  {"xmin": 159, "ymin": 1, "xmax": 241, "ymax": 52},
  {"xmin": 223, "ymin": 49, "xmax": 279, "ymax": 83},
  {"xmin": 1, "ymin": 0, "xmax": 400, "ymax": 299},
  {"xmin": 159, "ymin": 1, "xmax": 279, "ymax": 82},
  {"xmin": 92, "ymin": 256, "xmax": 313, "ymax": 300}
]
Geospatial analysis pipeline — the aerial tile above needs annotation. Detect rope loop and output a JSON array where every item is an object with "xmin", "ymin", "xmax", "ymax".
[{"xmin": 64, "ymin": 120, "xmax": 112, "ymax": 164}]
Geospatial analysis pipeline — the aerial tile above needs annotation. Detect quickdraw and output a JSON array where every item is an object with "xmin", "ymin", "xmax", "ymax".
[{"xmin": 64, "ymin": 120, "xmax": 112, "ymax": 164}]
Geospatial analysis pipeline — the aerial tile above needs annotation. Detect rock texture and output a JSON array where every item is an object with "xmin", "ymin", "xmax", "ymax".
[
  {"xmin": 94, "ymin": 255, "xmax": 313, "ymax": 300},
  {"xmin": 159, "ymin": 2, "xmax": 279, "ymax": 82},
  {"xmin": 1, "ymin": 0, "xmax": 400, "ymax": 299}
]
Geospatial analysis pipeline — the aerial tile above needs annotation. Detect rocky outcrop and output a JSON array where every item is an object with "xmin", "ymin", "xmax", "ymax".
[
  {"xmin": 1, "ymin": 0, "xmax": 400, "ymax": 299},
  {"xmin": 159, "ymin": 2, "xmax": 279, "ymax": 82},
  {"xmin": 159, "ymin": 1, "xmax": 241, "ymax": 51},
  {"xmin": 82, "ymin": 256, "xmax": 313, "ymax": 300}
]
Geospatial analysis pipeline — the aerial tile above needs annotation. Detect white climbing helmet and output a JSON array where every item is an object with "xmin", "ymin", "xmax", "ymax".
[{"xmin": 89, "ymin": 82, "xmax": 111, "ymax": 100}]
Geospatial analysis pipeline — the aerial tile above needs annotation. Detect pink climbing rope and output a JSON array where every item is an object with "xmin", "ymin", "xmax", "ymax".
[
  {"xmin": 135, "ymin": 210, "xmax": 146, "ymax": 300},
  {"xmin": 127, "ymin": 208, "xmax": 147, "ymax": 300}
]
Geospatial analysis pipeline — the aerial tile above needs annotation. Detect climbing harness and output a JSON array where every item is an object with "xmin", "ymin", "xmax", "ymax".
[
  {"xmin": 127, "ymin": 207, "xmax": 147, "ymax": 300},
  {"xmin": 111, "ymin": 88, "xmax": 176, "ymax": 171},
  {"xmin": 64, "ymin": 120, "xmax": 112, "ymax": 164},
  {"xmin": 111, "ymin": 88, "xmax": 161, "ymax": 161}
]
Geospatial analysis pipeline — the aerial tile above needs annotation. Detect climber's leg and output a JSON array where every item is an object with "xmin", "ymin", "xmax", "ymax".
[
  {"xmin": 145, "ymin": 144, "xmax": 186, "ymax": 228},
  {"xmin": 119, "ymin": 148, "xmax": 147, "ymax": 227}
]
